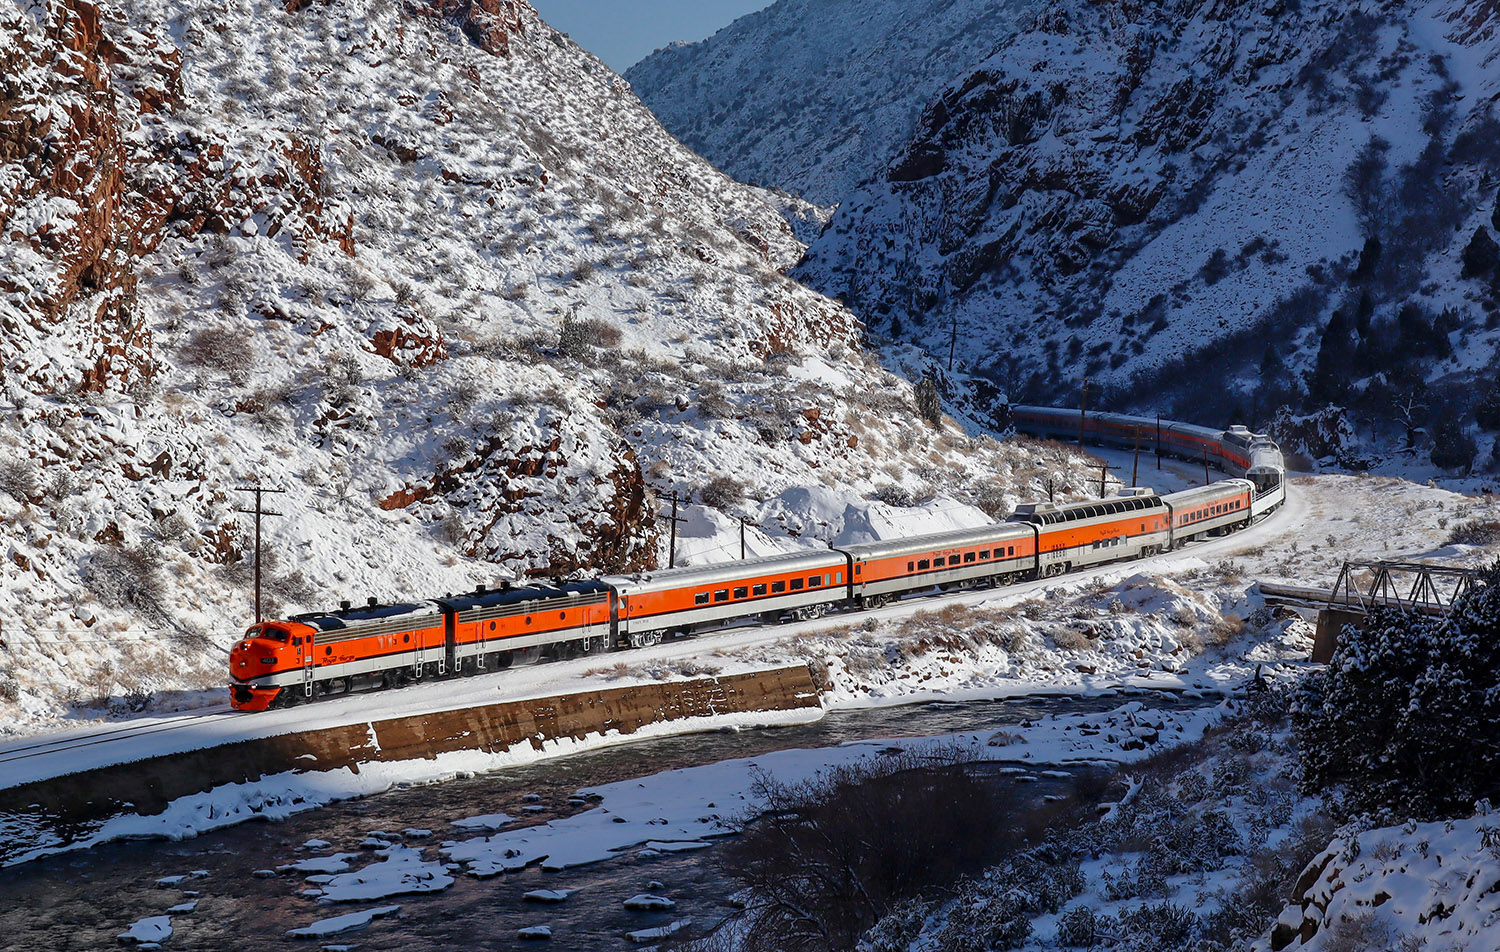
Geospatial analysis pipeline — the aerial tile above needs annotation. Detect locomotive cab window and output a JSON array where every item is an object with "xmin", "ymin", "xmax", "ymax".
[
  {"xmin": 752, "ymin": 584, "xmax": 767, "ymax": 596},
  {"xmin": 772, "ymin": 581, "xmax": 786, "ymax": 594},
  {"xmin": 694, "ymin": 593, "xmax": 710, "ymax": 605}
]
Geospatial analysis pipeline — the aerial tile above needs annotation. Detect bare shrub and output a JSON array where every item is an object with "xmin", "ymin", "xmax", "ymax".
[
  {"xmin": 718, "ymin": 744, "xmax": 1017, "ymax": 952},
  {"xmin": 699, "ymin": 475, "xmax": 745, "ymax": 509},
  {"xmin": 85, "ymin": 544, "xmax": 169, "ymax": 626},
  {"xmin": 181, "ymin": 325, "xmax": 254, "ymax": 386},
  {"xmin": 1053, "ymin": 629, "xmax": 1095, "ymax": 651},
  {"xmin": 0, "ymin": 457, "xmax": 40, "ymax": 501},
  {"xmin": 1445, "ymin": 519, "xmax": 1500, "ymax": 546},
  {"xmin": 558, "ymin": 312, "xmax": 621, "ymax": 360},
  {"xmin": 1207, "ymin": 613, "xmax": 1245, "ymax": 646}
]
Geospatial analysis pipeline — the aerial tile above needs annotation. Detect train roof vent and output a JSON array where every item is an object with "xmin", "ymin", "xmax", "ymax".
[
  {"xmin": 1226, "ymin": 425, "xmax": 1252, "ymax": 436},
  {"xmin": 367, "ymin": 596, "xmax": 378, "ymax": 608},
  {"xmin": 1117, "ymin": 487, "xmax": 1156, "ymax": 497},
  {"xmin": 1012, "ymin": 502, "xmax": 1057, "ymax": 515},
  {"xmin": 339, "ymin": 600, "xmax": 351, "ymax": 612}
]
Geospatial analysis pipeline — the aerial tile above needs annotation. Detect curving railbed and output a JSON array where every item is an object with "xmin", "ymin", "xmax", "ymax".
[{"xmin": 229, "ymin": 409, "xmax": 1286, "ymax": 711}]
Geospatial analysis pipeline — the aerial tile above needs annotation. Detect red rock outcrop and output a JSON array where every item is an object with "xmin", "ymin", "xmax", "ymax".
[{"xmin": 407, "ymin": 0, "xmax": 532, "ymax": 57}]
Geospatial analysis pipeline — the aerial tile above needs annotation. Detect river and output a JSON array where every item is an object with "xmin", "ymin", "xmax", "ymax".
[{"xmin": 0, "ymin": 689, "xmax": 1199, "ymax": 951}]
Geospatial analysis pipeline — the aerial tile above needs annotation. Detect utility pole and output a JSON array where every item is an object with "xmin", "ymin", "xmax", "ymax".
[
  {"xmin": 1132, "ymin": 427, "xmax": 1141, "ymax": 487},
  {"xmin": 235, "ymin": 484, "xmax": 285, "ymax": 623},
  {"xmin": 1202, "ymin": 448, "xmax": 1211, "ymax": 485},
  {"xmin": 739, "ymin": 517, "xmax": 750, "ymax": 560},
  {"xmin": 1098, "ymin": 462, "xmax": 1120, "ymax": 498},
  {"xmin": 659, "ymin": 491, "xmax": 687, "ymax": 569},
  {"xmin": 948, "ymin": 312, "xmax": 959, "ymax": 371},
  {"xmin": 1077, "ymin": 376, "xmax": 1091, "ymax": 447},
  {"xmin": 1156, "ymin": 412, "xmax": 1162, "ymax": 470}
]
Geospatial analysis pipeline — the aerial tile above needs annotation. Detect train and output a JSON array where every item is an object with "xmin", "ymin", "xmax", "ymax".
[{"xmin": 228, "ymin": 409, "xmax": 1286, "ymax": 711}]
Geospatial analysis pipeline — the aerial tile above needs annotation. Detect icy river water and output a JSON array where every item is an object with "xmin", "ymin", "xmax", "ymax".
[{"xmin": 0, "ymin": 690, "xmax": 1198, "ymax": 951}]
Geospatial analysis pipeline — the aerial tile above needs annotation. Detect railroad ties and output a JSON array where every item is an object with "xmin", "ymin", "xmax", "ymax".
[{"xmin": 1258, "ymin": 561, "xmax": 1482, "ymax": 662}]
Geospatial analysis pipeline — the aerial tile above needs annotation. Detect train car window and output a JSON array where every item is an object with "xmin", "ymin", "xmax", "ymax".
[
  {"xmin": 979, "ymin": 550, "xmax": 990, "ymax": 559},
  {"xmin": 908, "ymin": 561, "xmax": 915, "ymax": 571},
  {"xmin": 753, "ymin": 584, "xmax": 767, "ymax": 596},
  {"xmin": 791, "ymin": 578, "xmax": 804, "ymax": 590},
  {"xmin": 525, "ymin": 616, "xmax": 532, "ymax": 625},
  {"xmin": 559, "ymin": 611, "xmax": 566, "ymax": 619},
  {"xmin": 809, "ymin": 576, "xmax": 822, "ymax": 588},
  {"xmin": 404, "ymin": 634, "xmax": 410, "ymax": 643},
  {"xmin": 734, "ymin": 586, "xmax": 748, "ymax": 599},
  {"xmin": 714, "ymin": 590, "xmax": 729, "ymax": 602},
  {"xmin": 917, "ymin": 559, "xmax": 930, "ymax": 570},
  {"xmin": 835, "ymin": 572, "xmax": 843, "ymax": 584},
  {"xmin": 772, "ymin": 581, "xmax": 786, "ymax": 593},
  {"xmin": 964, "ymin": 552, "xmax": 976, "ymax": 563},
  {"xmin": 490, "ymin": 622, "xmax": 496, "ymax": 631},
  {"xmin": 694, "ymin": 593, "xmax": 710, "ymax": 605}
]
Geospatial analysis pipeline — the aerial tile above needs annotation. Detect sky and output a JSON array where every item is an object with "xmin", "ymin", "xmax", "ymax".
[{"xmin": 530, "ymin": 0, "xmax": 771, "ymax": 72}]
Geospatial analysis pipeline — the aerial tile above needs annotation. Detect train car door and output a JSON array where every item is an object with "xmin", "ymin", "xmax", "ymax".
[
  {"xmin": 613, "ymin": 592, "xmax": 628, "ymax": 646},
  {"xmin": 444, "ymin": 613, "xmax": 457, "ymax": 674},
  {"xmin": 300, "ymin": 636, "xmax": 314, "ymax": 697}
]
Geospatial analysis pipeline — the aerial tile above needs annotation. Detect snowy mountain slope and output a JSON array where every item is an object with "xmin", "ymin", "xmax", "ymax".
[
  {"xmin": 797, "ymin": 0, "xmax": 1500, "ymax": 463},
  {"xmin": 0, "ymin": 0, "xmax": 1097, "ymax": 726},
  {"xmin": 624, "ymin": 0, "xmax": 1037, "ymax": 207}
]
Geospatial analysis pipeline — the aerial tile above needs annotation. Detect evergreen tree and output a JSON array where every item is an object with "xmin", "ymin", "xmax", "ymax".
[
  {"xmin": 889, "ymin": 313, "xmax": 904, "ymax": 340},
  {"xmin": 1258, "ymin": 343, "xmax": 1283, "ymax": 381},
  {"xmin": 1462, "ymin": 227, "xmax": 1499, "ymax": 280},
  {"xmin": 914, "ymin": 373, "xmax": 942, "ymax": 427},
  {"xmin": 1294, "ymin": 564, "xmax": 1500, "ymax": 818},
  {"xmin": 1430, "ymin": 418, "xmax": 1477, "ymax": 471},
  {"xmin": 1350, "ymin": 235, "xmax": 1381, "ymax": 283},
  {"xmin": 1308, "ymin": 309, "xmax": 1354, "ymax": 403},
  {"xmin": 1476, "ymin": 379, "xmax": 1500, "ymax": 431}
]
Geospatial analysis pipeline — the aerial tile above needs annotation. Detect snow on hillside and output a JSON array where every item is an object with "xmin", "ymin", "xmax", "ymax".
[
  {"xmin": 0, "ymin": 0, "xmax": 1097, "ymax": 728},
  {"xmin": 625, "ymin": 0, "xmax": 1036, "ymax": 206},
  {"xmin": 797, "ymin": 0, "xmax": 1500, "ymax": 465}
]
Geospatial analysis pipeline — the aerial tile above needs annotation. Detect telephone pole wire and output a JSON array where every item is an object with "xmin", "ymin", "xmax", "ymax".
[{"xmin": 235, "ymin": 484, "xmax": 285, "ymax": 623}]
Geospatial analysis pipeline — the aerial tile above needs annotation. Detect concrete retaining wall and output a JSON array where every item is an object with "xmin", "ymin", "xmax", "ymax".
[{"xmin": 0, "ymin": 665, "xmax": 821, "ymax": 825}]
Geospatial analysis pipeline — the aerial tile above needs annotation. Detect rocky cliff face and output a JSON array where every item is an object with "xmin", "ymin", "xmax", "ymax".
[
  {"xmin": 797, "ymin": 0, "xmax": 1500, "ymax": 463},
  {"xmin": 625, "ymin": 0, "xmax": 1036, "ymax": 207},
  {"xmin": 0, "ymin": 0, "xmax": 1089, "ymax": 724}
]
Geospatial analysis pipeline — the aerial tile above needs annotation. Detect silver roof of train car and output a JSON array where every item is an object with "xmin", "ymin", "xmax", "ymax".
[{"xmin": 602, "ymin": 547, "xmax": 847, "ymax": 594}]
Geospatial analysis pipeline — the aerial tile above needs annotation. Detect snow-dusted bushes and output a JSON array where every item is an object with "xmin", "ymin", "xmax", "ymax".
[
  {"xmin": 718, "ymin": 744, "xmax": 1038, "ymax": 952},
  {"xmin": 1293, "ymin": 563, "xmax": 1500, "ymax": 818}
]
